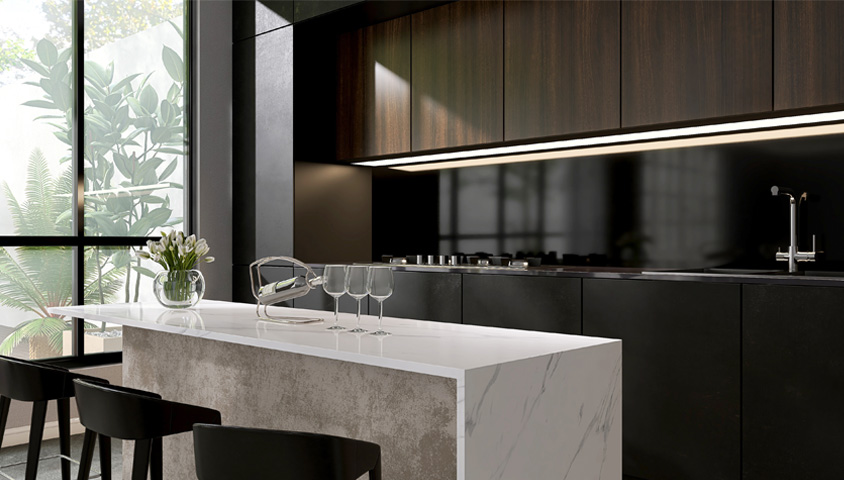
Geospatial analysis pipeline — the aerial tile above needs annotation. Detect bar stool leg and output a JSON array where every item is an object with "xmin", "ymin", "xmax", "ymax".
[
  {"xmin": 150, "ymin": 437, "xmax": 163, "ymax": 480},
  {"xmin": 132, "ymin": 439, "xmax": 152, "ymax": 480},
  {"xmin": 57, "ymin": 398, "xmax": 71, "ymax": 480},
  {"xmin": 24, "ymin": 400, "xmax": 48, "ymax": 480},
  {"xmin": 98, "ymin": 434, "xmax": 111, "ymax": 480},
  {"xmin": 76, "ymin": 429, "xmax": 96, "ymax": 480},
  {"xmin": 0, "ymin": 396, "xmax": 10, "ymax": 449},
  {"xmin": 370, "ymin": 455, "xmax": 382, "ymax": 480}
]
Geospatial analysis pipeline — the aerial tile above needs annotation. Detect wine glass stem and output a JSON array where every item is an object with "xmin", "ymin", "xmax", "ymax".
[
  {"xmin": 356, "ymin": 298, "xmax": 361, "ymax": 328},
  {"xmin": 378, "ymin": 301, "xmax": 384, "ymax": 330},
  {"xmin": 333, "ymin": 297, "xmax": 339, "ymax": 326}
]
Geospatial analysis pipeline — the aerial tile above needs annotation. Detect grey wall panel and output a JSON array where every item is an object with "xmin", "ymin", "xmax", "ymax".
[
  {"xmin": 196, "ymin": 0, "xmax": 233, "ymax": 300},
  {"xmin": 233, "ymin": 24, "xmax": 294, "ymax": 272},
  {"xmin": 255, "ymin": 26, "xmax": 294, "ymax": 259},
  {"xmin": 233, "ymin": 1, "xmax": 293, "ymax": 41}
]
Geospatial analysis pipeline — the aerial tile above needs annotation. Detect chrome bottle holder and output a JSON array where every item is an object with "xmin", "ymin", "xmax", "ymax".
[{"xmin": 249, "ymin": 256, "xmax": 324, "ymax": 324}]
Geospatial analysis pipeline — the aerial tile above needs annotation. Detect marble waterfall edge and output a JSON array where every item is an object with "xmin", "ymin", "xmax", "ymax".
[{"xmin": 464, "ymin": 342, "xmax": 621, "ymax": 479}]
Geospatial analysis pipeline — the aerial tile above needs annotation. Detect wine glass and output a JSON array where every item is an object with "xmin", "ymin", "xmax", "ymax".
[
  {"xmin": 345, "ymin": 265, "xmax": 369, "ymax": 333},
  {"xmin": 322, "ymin": 265, "xmax": 347, "ymax": 330},
  {"xmin": 367, "ymin": 266, "xmax": 394, "ymax": 336}
]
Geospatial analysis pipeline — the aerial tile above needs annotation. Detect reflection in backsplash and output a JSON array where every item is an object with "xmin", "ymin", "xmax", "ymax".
[{"xmin": 373, "ymin": 135, "xmax": 844, "ymax": 270}]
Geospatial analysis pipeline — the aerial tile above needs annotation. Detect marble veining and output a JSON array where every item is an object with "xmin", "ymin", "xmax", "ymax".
[{"xmin": 464, "ymin": 343, "xmax": 622, "ymax": 479}]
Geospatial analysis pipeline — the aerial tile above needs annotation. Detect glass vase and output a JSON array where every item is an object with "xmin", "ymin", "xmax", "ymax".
[{"xmin": 153, "ymin": 269, "xmax": 205, "ymax": 309}]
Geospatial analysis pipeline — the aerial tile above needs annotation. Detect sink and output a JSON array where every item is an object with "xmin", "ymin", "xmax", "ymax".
[
  {"xmin": 643, "ymin": 268, "xmax": 844, "ymax": 278},
  {"xmin": 802, "ymin": 270, "xmax": 844, "ymax": 278},
  {"xmin": 642, "ymin": 268, "xmax": 787, "ymax": 277}
]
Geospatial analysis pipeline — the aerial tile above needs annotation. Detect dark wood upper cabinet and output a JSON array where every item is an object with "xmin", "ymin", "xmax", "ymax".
[
  {"xmin": 621, "ymin": 0, "xmax": 772, "ymax": 128},
  {"xmin": 336, "ymin": 17, "xmax": 411, "ymax": 160},
  {"xmin": 411, "ymin": 1, "xmax": 504, "ymax": 151},
  {"xmin": 775, "ymin": 1, "xmax": 844, "ymax": 111},
  {"xmin": 504, "ymin": 0, "xmax": 620, "ymax": 141}
]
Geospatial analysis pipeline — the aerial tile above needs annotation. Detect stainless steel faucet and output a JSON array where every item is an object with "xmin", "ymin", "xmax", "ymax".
[{"xmin": 771, "ymin": 186, "xmax": 817, "ymax": 272}]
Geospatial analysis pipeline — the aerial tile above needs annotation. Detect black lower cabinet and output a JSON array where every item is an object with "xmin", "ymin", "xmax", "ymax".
[
  {"xmin": 462, "ymin": 275, "xmax": 581, "ymax": 334},
  {"xmin": 293, "ymin": 266, "xmax": 366, "ymax": 315},
  {"xmin": 367, "ymin": 271, "xmax": 461, "ymax": 323},
  {"xmin": 743, "ymin": 284, "xmax": 844, "ymax": 479},
  {"xmin": 583, "ymin": 279, "xmax": 740, "ymax": 480}
]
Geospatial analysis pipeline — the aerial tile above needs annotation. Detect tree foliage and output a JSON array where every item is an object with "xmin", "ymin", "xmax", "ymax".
[
  {"xmin": 0, "ymin": 16, "xmax": 186, "ymax": 358},
  {"xmin": 0, "ymin": 150, "xmax": 121, "ymax": 357},
  {"xmin": 42, "ymin": 0, "xmax": 182, "ymax": 51},
  {"xmin": 0, "ymin": 37, "xmax": 35, "ymax": 74}
]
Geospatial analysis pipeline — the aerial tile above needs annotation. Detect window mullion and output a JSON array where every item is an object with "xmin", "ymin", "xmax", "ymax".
[{"xmin": 72, "ymin": 0, "xmax": 85, "ymax": 357}]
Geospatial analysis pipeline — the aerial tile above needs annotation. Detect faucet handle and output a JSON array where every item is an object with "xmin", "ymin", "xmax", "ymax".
[{"xmin": 771, "ymin": 185, "xmax": 796, "ymax": 197}]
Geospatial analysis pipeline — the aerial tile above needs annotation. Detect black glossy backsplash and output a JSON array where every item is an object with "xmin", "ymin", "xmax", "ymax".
[{"xmin": 373, "ymin": 134, "xmax": 844, "ymax": 270}]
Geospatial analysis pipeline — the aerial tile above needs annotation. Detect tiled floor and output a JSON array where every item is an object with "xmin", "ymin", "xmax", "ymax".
[{"xmin": 0, "ymin": 434, "xmax": 121, "ymax": 479}]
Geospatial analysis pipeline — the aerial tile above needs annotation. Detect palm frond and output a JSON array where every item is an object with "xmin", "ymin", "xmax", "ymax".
[
  {"xmin": 0, "ymin": 284, "xmax": 44, "ymax": 315},
  {"xmin": 83, "ymin": 264, "xmax": 127, "ymax": 304},
  {"xmin": 15, "ymin": 246, "xmax": 72, "ymax": 307},
  {"xmin": 0, "ymin": 317, "xmax": 70, "ymax": 356},
  {"xmin": 2, "ymin": 182, "xmax": 26, "ymax": 233},
  {"xmin": 53, "ymin": 165, "xmax": 74, "ymax": 235},
  {"xmin": 0, "ymin": 248, "xmax": 49, "ymax": 315},
  {"xmin": 23, "ymin": 149, "xmax": 57, "ymax": 235}
]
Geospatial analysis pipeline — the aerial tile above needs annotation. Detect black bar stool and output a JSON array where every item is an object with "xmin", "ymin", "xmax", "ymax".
[
  {"xmin": 193, "ymin": 424, "xmax": 382, "ymax": 480},
  {"xmin": 0, "ymin": 355, "xmax": 108, "ymax": 480},
  {"xmin": 73, "ymin": 379, "xmax": 221, "ymax": 480}
]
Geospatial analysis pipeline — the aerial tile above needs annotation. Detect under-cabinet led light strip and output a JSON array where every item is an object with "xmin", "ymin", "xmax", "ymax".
[{"xmin": 351, "ymin": 111, "xmax": 844, "ymax": 172}]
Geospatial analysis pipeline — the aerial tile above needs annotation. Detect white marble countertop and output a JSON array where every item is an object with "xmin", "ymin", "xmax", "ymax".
[{"xmin": 49, "ymin": 300, "xmax": 618, "ymax": 379}]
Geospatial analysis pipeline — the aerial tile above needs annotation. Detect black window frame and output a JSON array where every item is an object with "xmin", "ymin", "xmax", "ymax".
[{"xmin": 0, "ymin": 0, "xmax": 195, "ymax": 369}]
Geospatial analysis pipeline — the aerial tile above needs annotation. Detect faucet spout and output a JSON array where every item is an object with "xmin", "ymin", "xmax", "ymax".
[{"xmin": 772, "ymin": 186, "xmax": 815, "ymax": 272}]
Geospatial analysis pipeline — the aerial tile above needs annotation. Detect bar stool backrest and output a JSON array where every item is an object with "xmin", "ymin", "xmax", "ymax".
[
  {"xmin": 193, "ymin": 424, "xmax": 382, "ymax": 480},
  {"xmin": 73, "ymin": 379, "xmax": 221, "ymax": 440},
  {"xmin": 0, "ymin": 356, "xmax": 75, "ymax": 402}
]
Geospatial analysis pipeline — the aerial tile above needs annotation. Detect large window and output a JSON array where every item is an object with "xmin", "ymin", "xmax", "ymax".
[{"xmin": 0, "ymin": 0, "xmax": 189, "ymax": 363}]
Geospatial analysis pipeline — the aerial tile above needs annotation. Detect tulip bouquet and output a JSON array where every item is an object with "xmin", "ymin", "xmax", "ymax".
[
  {"xmin": 138, "ymin": 231, "xmax": 214, "ymax": 307},
  {"xmin": 138, "ymin": 231, "xmax": 215, "ymax": 270}
]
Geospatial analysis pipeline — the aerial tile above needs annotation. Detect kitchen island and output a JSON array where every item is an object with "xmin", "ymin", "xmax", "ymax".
[{"xmin": 51, "ymin": 300, "xmax": 621, "ymax": 479}]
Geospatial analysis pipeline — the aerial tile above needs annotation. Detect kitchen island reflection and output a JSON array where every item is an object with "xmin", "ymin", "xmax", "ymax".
[{"xmin": 51, "ymin": 300, "xmax": 621, "ymax": 479}]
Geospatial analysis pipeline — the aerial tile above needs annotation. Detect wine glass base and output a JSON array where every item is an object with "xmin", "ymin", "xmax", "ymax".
[
  {"xmin": 348, "ymin": 327, "xmax": 368, "ymax": 333},
  {"xmin": 326, "ymin": 325, "xmax": 346, "ymax": 330},
  {"xmin": 369, "ymin": 330, "xmax": 390, "ymax": 336}
]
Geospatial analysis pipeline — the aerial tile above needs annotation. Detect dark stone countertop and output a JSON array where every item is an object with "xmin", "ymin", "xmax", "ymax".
[
  {"xmin": 383, "ymin": 264, "xmax": 844, "ymax": 288},
  {"xmin": 298, "ymin": 262, "xmax": 844, "ymax": 288}
]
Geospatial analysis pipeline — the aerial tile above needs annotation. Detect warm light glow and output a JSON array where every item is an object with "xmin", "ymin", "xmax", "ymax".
[{"xmin": 349, "ymin": 111, "xmax": 844, "ymax": 171}]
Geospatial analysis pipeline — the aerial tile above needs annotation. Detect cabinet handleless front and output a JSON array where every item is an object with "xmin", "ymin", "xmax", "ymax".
[
  {"xmin": 621, "ymin": 0, "xmax": 772, "ymax": 127},
  {"xmin": 774, "ymin": 0, "xmax": 844, "ymax": 111},
  {"xmin": 583, "ymin": 278, "xmax": 740, "ymax": 480},
  {"xmin": 743, "ymin": 284, "xmax": 844, "ymax": 479},
  {"xmin": 463, "ymin": 275, "xmax": 581, "ymax": 334},
  {"xmin": 504, "ymin": 0, "xmax": 620, "ymax": 141},
  {"xmin": 411, "ymin": 0, "xmax": 504, "ymax": 151},
  {"xmin": 368, "ymin": 271, "xmax": 461, "ymax": 324}
]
